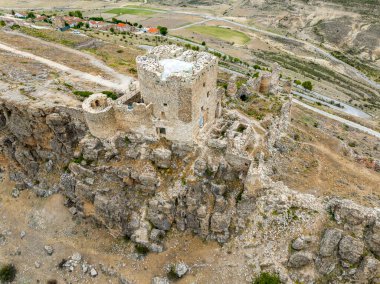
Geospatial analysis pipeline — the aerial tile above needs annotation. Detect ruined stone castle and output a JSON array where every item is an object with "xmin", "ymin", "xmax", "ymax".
[{"xmin": 82, "ymin": 45, "xmax": 222, "ymax": 143}]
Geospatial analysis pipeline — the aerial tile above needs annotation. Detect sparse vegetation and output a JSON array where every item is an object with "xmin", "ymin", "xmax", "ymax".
[
  {"xmin": 73, "ymin": 90, "xmax": 93, "ymax": 98},
  {"xmin": 135, "ymin": 244, "xmax": 149, "ymax": 255},
  {"xmin": 0, "ymin": 264, "xmax": 17, "ymax": 283},
  {"xmin": 253, "ymin": 272, "xmax": 281, "ymax": 284},
  {"xmin": 102, "ymin": 91, "xmax": 118, "ymax": 100}
]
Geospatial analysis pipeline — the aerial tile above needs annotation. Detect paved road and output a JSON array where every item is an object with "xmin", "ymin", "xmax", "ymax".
[
  {"xmin": 292, "ymin": 90, "xmax": 371, "ymax": 119},
  {"xmin": 293, "ymin": 99, "xmax": 380, "ymax": 139},
  {"xmin": 0, "ymin": 42, "xmax": 131, "ymax": 92}
]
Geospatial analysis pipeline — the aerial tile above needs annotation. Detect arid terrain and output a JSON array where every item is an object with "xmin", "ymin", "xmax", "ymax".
[{"xmin": 0, "ymin": 0, "xmax": 379, "ymax": 283}]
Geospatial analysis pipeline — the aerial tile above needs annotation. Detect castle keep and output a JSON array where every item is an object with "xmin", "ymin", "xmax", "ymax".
[{"xmin": 82, "ymin": 45, "xmax": 221, "ymax": 143}]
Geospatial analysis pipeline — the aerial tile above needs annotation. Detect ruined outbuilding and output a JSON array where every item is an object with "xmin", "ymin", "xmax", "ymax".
[{"xmin": 82, "ymin": 45, "xmax": 222, "ymax": 144}]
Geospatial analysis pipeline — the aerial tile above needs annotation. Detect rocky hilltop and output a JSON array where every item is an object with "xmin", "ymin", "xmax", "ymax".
[{"xmin": 0, "ymin": 82, "xmax": 379, "ymax": 283}]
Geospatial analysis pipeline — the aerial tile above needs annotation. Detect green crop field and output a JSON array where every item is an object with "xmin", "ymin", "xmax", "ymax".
[
  {"xmin": 106, "ymin": 7, "xmax": 159, "ymax": 16},
  {"xmin": 186, "ymin": 26, "xmax": 250, "ymax": 45}
]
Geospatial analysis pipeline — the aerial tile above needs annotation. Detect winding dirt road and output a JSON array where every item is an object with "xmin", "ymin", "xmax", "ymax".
[{"xmin": 0, "ymin": 41, "xmax": 132, "ymax": 92}]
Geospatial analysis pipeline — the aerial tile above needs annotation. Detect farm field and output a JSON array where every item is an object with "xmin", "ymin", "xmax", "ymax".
[
  {"xmin": 186, "ymin": 25, "xmax": 250, "ymax": 45},
  {"xmin": 107, "ymin": 7, "xmax": 161, "ymax": 16}
]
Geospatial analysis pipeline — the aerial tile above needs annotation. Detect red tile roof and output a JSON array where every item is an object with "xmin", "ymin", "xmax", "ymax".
[{"xmin": 148, "ymin": 27, "xmax": 159, "ymax": 33}]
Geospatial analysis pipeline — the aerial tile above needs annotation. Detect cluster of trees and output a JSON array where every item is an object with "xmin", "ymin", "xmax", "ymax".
[
  {"xmin": 68, "ymin": 10, "xmax": 83, "ymax": 18},
  {"xmin": 294, "ymin": 79, "xmax": 313, "ymax": 90},
  {"xmin": 157, "ymin": 26, "xmax": 168, "ymax": 36}
]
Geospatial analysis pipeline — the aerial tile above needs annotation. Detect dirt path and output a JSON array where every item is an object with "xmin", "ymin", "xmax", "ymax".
[
  {"xmin": 5, "ymin": 30, "xmax": 132, "ymax": 84},
  {"xmin": 171, "ymin": 19, "xmax": 213, "ymax": 31},
  {"xmin": 0, "ymin": 41, "xmax": 131, "ymax": 92}
]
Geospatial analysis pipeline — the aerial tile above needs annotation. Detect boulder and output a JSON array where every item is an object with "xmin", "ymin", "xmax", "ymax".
[
  {"xmin": 150, "ymin": 229, "xmax": 165, "ymax": 243},
  {"xmin": 152, "ymin": 277, "xmax": 170, "ymax": 284},
  {"xmin": 365, "ymin": 220, "xmax": 380, "ymax": 258},
  {"xmin": 315, "ymin": 256, "xmax": 337, "ymax": 275},
  {"xmin": 330, "ymin": 199, "xmax": 376, "ymax": 228},
  {"xmin": 210, "ymin": 212, "xmax": 230, "ymax": 233},
  {"xmin": 292, "ymin": 236, "xmax": 312, "ymax": 250},
  {"xmin": 210, "ymin": 182, "xmax": 226, "ymax": 196},
  {"xmin": 152, "ymin": 148, "xmax": 172, "ymax": 169},
  {"xmin": 338, "ymin": 235, "xmax": 364, "ymax": 264},
  {"xmin": 288, "ymin": 252, "xmax": 313, "ymax": 268},
  {"xmin": 44, "ymin": 245, "xmax": 54, "ymax": 256},
  {"xmin": 173, "ymin": 262, "xmax": 189, "ymax": 278},
  {"xmin": 194, "ymin": 158, "xmax": 207, "ymax": 177},
  {"xmin": 319, "ymin": 228, "xmax": 343, "ymax": 257},
  {"xmin": 355, "ymin": 256, "xmax": 380, "ymax": 282}
]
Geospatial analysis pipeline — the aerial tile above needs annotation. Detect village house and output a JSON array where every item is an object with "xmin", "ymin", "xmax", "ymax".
[
  {"xmin": 14, "ymin": 12, "xmax": 27, "ymax": 19},
  {"xmin": 147, "ymin": 27, "xmax": 159, "ymax": 34},
  {"xmin": 62, "ymin": 16, "xmax": 83, "ymax": 28},
  {"xmin": 35, "ymin": 15, "xmax": 47, "ymax": 22},
  {"xmin": 88, "ymin": 20, "xmax": 112, "ymax": 30}
]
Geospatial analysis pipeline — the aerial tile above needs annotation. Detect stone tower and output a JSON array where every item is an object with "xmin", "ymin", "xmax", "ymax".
[{"xmin": 136, "ymin": 45, "xmax": 219, "ymax": 143}]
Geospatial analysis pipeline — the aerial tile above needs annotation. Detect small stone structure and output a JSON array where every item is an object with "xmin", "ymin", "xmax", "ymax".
[
  {"xmin": 82, "ymin": 45, "xmax": 221, "ymax": 144},
  {"xmin": 248, "ymin": 63, "xmax": 282, "ymax": 95}
]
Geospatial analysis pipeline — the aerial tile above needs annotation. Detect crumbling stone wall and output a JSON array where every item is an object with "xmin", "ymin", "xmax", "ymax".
[
  {"xmin": 136, "ymin": 45, "xmax": 219, "ymax": 143},
  {"xmin": 82, "ymin": 46, "xmax": 220, "ymax": 145}
]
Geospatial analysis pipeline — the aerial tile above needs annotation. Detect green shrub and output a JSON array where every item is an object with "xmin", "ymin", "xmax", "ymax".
[
  {"xmin": 135, "ymin": 244, "xmax": 149, "ymax": 255},
  {"xmin": 348, "ymin": 141, "xmax": 357, "ymax": 147},
  {"xmin": 102, "ymin": 90, "xmax": 118, "ymax": 100},
  {"xmin": 0, "ymin": 264, "xmax": 17, "ymax": 282},
  {"xmin": 73, "ymin": 90, "xmax": 93, "ymax": 98},
  {"xmin": 0, "ymin": 20, "xmax": 5, "ymax": 27},
  {"xmin": 294, "ymin": 79, "xmax": 301, "ymax": 85},
  {"xmin": 253, "ymin": 272, "xmax": 281, "ymax": 284},
  {"xmin": 10, "ymin": 24, "xmax": 20, "ymax": 30},
  {"xmin": 72, "ymin": 155, "xmax": 84, "ymax": 164},
  {"xmin": 69, "ymin": 10, "xmax": 83, "ymax": 18},
  {"xmin": 302, "ymin": 81, "xmax": 313, "ymax": 91},
  {"xmin": 157, "ymin": 26, "xmax": 168, "ymax": 36}
]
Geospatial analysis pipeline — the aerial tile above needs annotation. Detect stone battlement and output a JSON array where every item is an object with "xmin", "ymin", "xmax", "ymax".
[{"xmin": 136, "ymin": 45, "xmax": 218, "ymax": 83}]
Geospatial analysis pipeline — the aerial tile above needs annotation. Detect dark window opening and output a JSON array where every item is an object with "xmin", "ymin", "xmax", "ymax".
[
  {"xmin": 163, "ymin": 103, "xmax": 168, "ymax": 107},
  {"xmin": 240, "ymin": 94, "xmax": 248, "ymax": 101},
  {"xmin": 0, "ymin": 111, "xmax": 6, "ymax": 128},
  {"xmin": 207, "ymin": 91, "xmax": 210, "ymax": 97},
  {"xmin": 203, "ymin": 82, "xmax": 206, "ymax": 87},
  {"xmin": 237, "ymin": 124, "xmax": 247, "ymax": 133},
  {"xmin": 159, "ymin": 127, "xmax": 166, "ymax": 135}
]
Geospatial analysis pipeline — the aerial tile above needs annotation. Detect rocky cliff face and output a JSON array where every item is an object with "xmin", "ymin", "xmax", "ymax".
[
  {"xmin": 0, "ymin": 98, "xmax": 87, "ymax": 196},
  {"xmin": 1, "ymin": 95, "xmax": 379, "ymax": 283}
]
